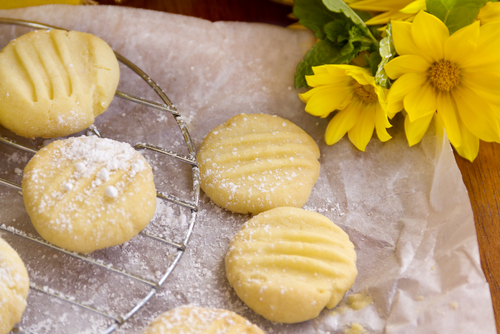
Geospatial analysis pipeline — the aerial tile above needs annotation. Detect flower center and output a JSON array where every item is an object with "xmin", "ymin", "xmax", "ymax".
[
  {"xmin": 353, "ymin": 83, "xmax": 378, "ymax": 104},
  {"xmin": 428, "ymin": 60, "xmax": 461, "ymax": 91}
]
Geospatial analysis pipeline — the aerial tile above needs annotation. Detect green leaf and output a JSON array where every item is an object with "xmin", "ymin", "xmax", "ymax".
[
  {"xmin": 293, "ymin": 0, "xmax": 341, "ymax": 40},
  {"xmin": 426, "ymin": 0, "xmax": 489, "ymax": 34},
  {"xmin": 324, "ymin": 19, "xmax": 349, "ymax": 44},
  {"xmin": 366, "ymin": 51, "xmax": 382, "ymax": 77},
  {"xmin": 294, "ymin": 40, "xmax": 359, "ymax": 89},
  {"xmin": 292, "ymin": 0, "xmax": 380, "ymax": 89},
  {"xmin": 374, "ymin": 23, "xmax": 396, "ymax": 89},
  {"xmin": 322, "ymin": 0, "xmax": 378, "ymax": 44},
  {"xmin": 323, "ymin": 20, "xmax": 375, "ymax": 53}
]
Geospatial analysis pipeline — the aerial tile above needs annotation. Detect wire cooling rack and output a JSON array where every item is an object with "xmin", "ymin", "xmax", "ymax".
[{"xmin": 0, "ymin": 18, "xmax": 200, "ymax": 334}]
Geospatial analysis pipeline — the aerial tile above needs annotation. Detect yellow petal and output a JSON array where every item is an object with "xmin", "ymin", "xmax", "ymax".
[
  {"xmin": 400, "ymin": 0, "xmax": 426, "ymax": 13},
  {"xmin": 436, "ymin": 92, "xmax": 461, "ymax": 148},
  {"xmin": 366, "ymin": 10, "xmax": 413, "ymax": 25},
  {"xmin": 403, "ymin": 82, "xmax": 437, "ymax": 121},
  {"xmin": 301, "ymin": 86, "xmax": 352, "ymax": 118},
  {"xmin": 391, "ymin": 20, "xmax": 434, "ymax": 63},
  {"xmin": 311, "ymin": 66, "xmax": 330, "ymax": 75},
  {"xmin": 325, "ymin": 64, "xmax": 359, "ymax": 76},
  {"xmin": 324, "ymin": 100, "xmax": 362, "ymax": 145},
  {"xmin": 384, "ymin": 54, "xmax": 430, "ymax": 79},
  {"xmin": 0, "ymin": 0, "xmax": 86, "ymax": 8},
  {"xmin": 375, "ymin": 85, "xmax": 389, "ymax": 107},
  {"xmin": 411, "ymin": 11, "xmax": 448, "ymax": 62},
  {"xmin": 453, "ymin": 118, "xmax": 480, "ymax": 162},
  {"xmin": 465, "ymin": 21, "xmax": 500, "ymax": 69},
  {"xmin": 404, "ymin": 112, "xmax": 434, "ymax": 146},
  {"xmin": 452, "ymin": 86, "xmax": 500, "ymax": 142},
  {"xmin": 375, "ymin": 104, "xmax": 392, "ymax": 142},
  {"xmin": 347, "ymin": 103, "xmax": 377, "ymax": 151},
  {"xmin": 444, "ymin": 21, "xmax": 479, "ymax": 65},
  {"xmin": 305, "ymin": 72, "xmax": 352, "ymax": 87},
  {"xmin": 345, "ymin": 67, "xmax": 374, "ymax": 86},
  {"xmin": 386, "ymin": 72, "xmax": 427, "ymax": 117},
  {"xmin": 461, "ymin": 71, "xmax": 500, "ymax": 105},
  {"xmin": 477, "ymin": 2, "xmax": 500, "ymax": 25},
  {"xmin": 347, "ymin": 0, "xmax": 413, "ymax": 12}
]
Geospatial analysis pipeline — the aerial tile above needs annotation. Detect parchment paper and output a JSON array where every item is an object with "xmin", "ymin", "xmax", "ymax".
[{"xmin": 0, "ymin": 5, "xmax": 495, "ymax": 334}]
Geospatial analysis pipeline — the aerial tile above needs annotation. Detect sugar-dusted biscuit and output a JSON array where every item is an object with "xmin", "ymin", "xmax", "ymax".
[
  {"xmin": 0, "ymin": 29, "xmax": 120, "ymax": 138},
  {"xmin": 0, "ymin": 238, "xmax": 30, "ymax": 334},
  {"xmin": 22, "ymin": 136, "xmax": 156, "ymax": 254},
  {"xmin": 198, "ymin": 114, "xmax": 320, "ymax": 214},
  {"xmin": 142, "ymin": 306, "xmax": 265, "ymax": 334},
  {"xmin": 225, "ymin": 207, "xmax": 357, "ymax": 323}
]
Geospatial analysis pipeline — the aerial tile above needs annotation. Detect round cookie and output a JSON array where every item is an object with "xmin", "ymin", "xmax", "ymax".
[
  {"xmin": 22, "ymin": 136, "xmax": 156, "ymax": 254},
  {"xmin": 142, "ymin": 306, "xmax": 265, "ymax": 334},
  {"xmin": 225, "ymin": 207, "xmax": 357, "ymax": 324},
  {"xmin": 0, "ymin": 29, "xmax": 120, "ymax": 138},
  {"xmin": 0, "ymin": 238, "xmax": 30, "ymax": 334},
  {"xmin": 198, "ymin": 114, "xmax": 320, "ymax": 214}
]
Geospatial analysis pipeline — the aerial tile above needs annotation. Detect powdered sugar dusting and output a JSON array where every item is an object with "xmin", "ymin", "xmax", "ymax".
[
  {"xmin": 21, "ymin": 136, "xmax": 156, "ymax": 254},
  {"xmin": 0, "ymin": 238, "xmax": 29, "ymax": 332},
  {"xmin": 104, "ymin": 185, "xmax": 118, "ymax": 198},
  {"xmin": 58, "ymin": 136, "xmax": 145, "ymax": 179},
  {"xmin": 143, "ymin": 305, "xmax": 264, "ymax": 333}
]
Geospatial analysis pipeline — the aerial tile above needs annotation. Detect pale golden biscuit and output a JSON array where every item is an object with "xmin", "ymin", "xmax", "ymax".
[
  {"xmin": 198, "ymin": 114, "xmax": 320, "ymax": 214},
  {"xmin": 0, "ymin": 29, "xmax": 120, "ymax": 138},
  {"xmin": 142, "ymin": 306, "xmax": 265, "ymax": 334},
  {"xmin": 0, "ymin": 238, "xmax": 30, "ymax": 334},
  {"xmin": 225, "ymin": 207, "xmax": 357, "ymax": 324},
  {"xmin": 22, "ymin": 136, "xmax": 156, "ymax": 254}
]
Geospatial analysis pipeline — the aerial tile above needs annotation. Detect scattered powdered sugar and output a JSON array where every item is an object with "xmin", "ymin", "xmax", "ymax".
[
  {"xmin": 0, "ymin": 238, "xmax": 29, "ymax": 327},
  {"xmin": 144, "ymin": 306, "xmax": 263, "ymax": 332},
  {"xmin": 97, "ymin": 168, "xmax": 110, "ymax": 182},
  {"xmin": 63, "ymin": 183, "xmax": 73, "ymax": 192},
  {"xmin": 0, "ymin": 9, "xmax": 367, "ymax": 334},
  {"xmin": 57, "ymin": 136, "xmax": 145, "ymax": 178},
  {"xmin": 0, "ymin": 251, "xmax": 16, "ymax": 289},
  {"xmin": 104, "ymin": 185, "xmax": 118, "ymax": 198},
  {"xmin": 74, "ymin": 162, "xmax": 86, "ymax": 173},
  {"xmin": 21, "ymin": 136, "xmax": 153, "ymax": 239},
  {"xmin": 7, "ymin": 152, "xmax": 28, "ymax": 164}
]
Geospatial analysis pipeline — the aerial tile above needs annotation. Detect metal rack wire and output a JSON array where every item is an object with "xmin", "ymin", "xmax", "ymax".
[{"xmin": 0, "ymin": 18, "xmax": 200, "ymax": 334}]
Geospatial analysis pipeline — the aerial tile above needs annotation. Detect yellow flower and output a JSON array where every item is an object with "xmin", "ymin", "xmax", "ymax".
[
  {"xmin": 299, "ymin": 65, "xmax": 392, "ymax": 151},
  {"xmin": 345, "ymin": 0, "xmax": 498, "ymax": 27},
  {"xmin": 384, "ymin": 11, "xmax": 500, "ymax": 161},
  {"xmin": 0, "ymin": 0, "xmax": 95, "ymax": 8},
  {"xmin": 345, "ymin": 0, "xmax": 425, "ymax": 25},
  {"xmin": 477, "ymin": 2, "xmax": 500, "ymax": 25}
]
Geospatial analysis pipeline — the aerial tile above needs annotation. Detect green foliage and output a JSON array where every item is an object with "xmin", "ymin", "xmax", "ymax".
[
  {"xmin": 293, "ymin": 0, "xmax": 340, "ymax": 40},
  {"xmin": 375, "ymin": 24, "xmax": 395, "ymax": 89},
  {"xmin": 295, "ymin": 40, "xmax": 353, "ymax": 89},
  {"xmin": 366, "ymin": 51, "xmax": 382, "ymax": 77},
  {"xmin": 322, "ymin": 0, "xmax": 378, "ymax": 43},
  {"xmin": 426, "ymin": 0, "xmax": 489, "ymax": 34},
  {"xmin": 293, "ymin": 0, "xmax": 380, "ymax": 89}
]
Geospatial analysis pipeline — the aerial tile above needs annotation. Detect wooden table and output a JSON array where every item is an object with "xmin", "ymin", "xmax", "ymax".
[{"xmin": 97, "ymin": 0, "xmax": 500, "ymax": 331}]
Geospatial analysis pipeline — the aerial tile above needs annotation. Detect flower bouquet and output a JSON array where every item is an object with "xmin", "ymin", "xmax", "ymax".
[{"xmin": 294, "ymin": 0, "xmax": 500, "ymax": 161}]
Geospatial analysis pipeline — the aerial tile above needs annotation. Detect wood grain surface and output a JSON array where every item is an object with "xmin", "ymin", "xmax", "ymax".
[
  {"xmin": 454, "ymin": 142, "xmax": 500, "ymax": 332},
  {"xmin": 97, "ymin": 0, "xmax": 500, "ymax": 331}
]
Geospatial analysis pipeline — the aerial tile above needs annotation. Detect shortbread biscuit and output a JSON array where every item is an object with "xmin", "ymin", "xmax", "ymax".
[
  {"xmin": 225, "ymin": 207, "xmax": 357, "ymax": 323},
  {"xmin": 198, "ymin": 114, "xmax": 320, "ymax": 214},
  {"xmin": 0, "ymin": 29, "xmax": 120, "ymax": 138},
  {"xmin": 0, "ymin": 238, "xmax": 30, "ymax": 334},
  {"xmin": 142, "ymin": 306, "xmax": 265, "ymax": 334},
  {"xmin": 22, "ymin": 136, "xmax": 156, "ymax": 254}
]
